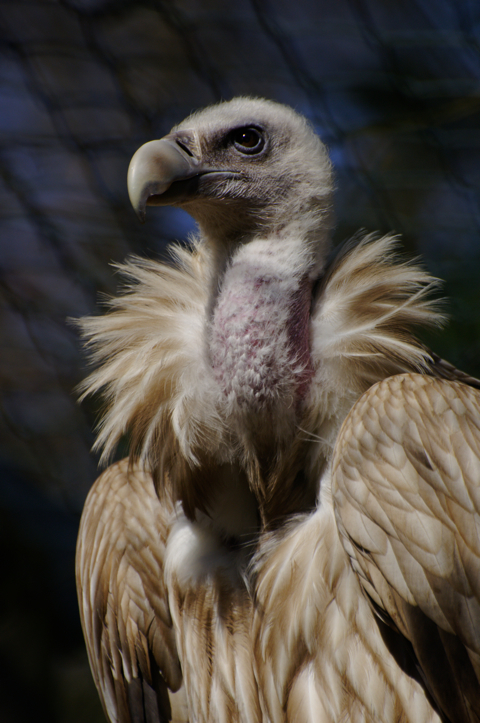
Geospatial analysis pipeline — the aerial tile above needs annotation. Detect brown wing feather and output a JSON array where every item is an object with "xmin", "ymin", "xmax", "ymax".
[
  {"xmin": 76, "ymin": 459, "xmax": 186, "ymax": 723},
  {"xmin": 426, "ymin": 350, "xmax": 480, "ymax": 390},
  {"xmin": 332, "ymin": 373, "xmax": 480, "ymax": 723}
]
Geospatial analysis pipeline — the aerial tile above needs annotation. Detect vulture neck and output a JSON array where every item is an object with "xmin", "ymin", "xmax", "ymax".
[
  {"xmin": 207, "ymin": 229, "xmax": 321, "ymax": 443},
  {"xmin": 203, "ymin": 230, "xmax": 326, "ymax": 529},
  {"xmin": 194, "ymin": 205, "xmax": 331, "ymax": 529}
]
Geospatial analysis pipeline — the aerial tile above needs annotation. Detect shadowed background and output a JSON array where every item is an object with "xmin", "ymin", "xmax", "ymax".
[{"xmin": 1, "ymin": 0, "xmax": 479, "ymax": 720}]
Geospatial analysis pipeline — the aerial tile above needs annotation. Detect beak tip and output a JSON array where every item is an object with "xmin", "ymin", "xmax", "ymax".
[{"xmin": 135, "ymin": 205, "xmax": 146, "ymax": 224}]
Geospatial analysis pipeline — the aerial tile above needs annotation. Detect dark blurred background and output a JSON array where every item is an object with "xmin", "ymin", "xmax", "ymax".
[{"xmin": 1, "ymin": 0, "xmax": 479, "ymax": 720}]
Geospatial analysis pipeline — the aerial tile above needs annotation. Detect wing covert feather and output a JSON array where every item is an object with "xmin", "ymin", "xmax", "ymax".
[
  {"xmin": 332, "ymin": 373, "xmax": 480, "ymax": 722},
  {"xmin": 76, "ymin": 459, "xmax": 186, "ymax": 723}
]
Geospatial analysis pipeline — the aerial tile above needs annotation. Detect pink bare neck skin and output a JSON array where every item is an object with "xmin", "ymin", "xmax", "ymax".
[{"xmin": 209, "ymin": 238, "xmax": 315, "ymax": 416}]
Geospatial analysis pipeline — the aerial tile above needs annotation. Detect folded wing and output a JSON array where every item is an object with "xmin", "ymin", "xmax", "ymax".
[
  {"xmin": 333, "ymin": 373, "xmax": 480, "ymax": 723},
  {"xmin": 76, "ymin": 459, "xmax": 186, "ymax": 723}
]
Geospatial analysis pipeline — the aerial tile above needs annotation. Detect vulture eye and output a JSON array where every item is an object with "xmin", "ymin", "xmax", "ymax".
[{"xmin": 230, "ymin": 127, "xmax": 265, "ymax": 154}]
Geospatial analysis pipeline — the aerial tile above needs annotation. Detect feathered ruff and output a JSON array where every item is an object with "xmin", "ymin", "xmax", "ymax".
[
  {"xmin": 78, "ymin": 233, "xmax": 444, "ymax": 518},
  {"xmin": 78, "ymin": 240, "xmax": 221, "ymax": 454},
  {"xmin": 313, "ymin": 233, "xmax": 444, "ymax": 387}
]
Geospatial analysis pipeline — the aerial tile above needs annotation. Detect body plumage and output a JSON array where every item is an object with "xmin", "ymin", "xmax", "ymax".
[{"xmin": 76, "ymin": 98, "xmax": 480, "ymax": 722}]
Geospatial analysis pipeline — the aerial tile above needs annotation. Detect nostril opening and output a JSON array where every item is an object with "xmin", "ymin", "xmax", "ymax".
[{"xmin": 176, "ymin": 140, "xmax": 194, "ymax": 157}]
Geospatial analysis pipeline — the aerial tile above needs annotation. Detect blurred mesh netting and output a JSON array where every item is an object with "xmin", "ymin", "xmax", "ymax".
[{"xmin": 1, "ymin": 0, "xmax": 479, "ymax": 720}]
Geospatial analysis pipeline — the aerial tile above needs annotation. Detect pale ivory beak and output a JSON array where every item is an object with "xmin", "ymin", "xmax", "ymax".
[{"xmin": 127, "ymin": 136, "xmax": 200, "ymax": 222}]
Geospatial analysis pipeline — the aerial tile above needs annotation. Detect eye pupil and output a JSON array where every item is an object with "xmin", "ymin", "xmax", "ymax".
[
  {"xmin": 238, "ymin": 130, "xmax": 257, "ymax": 147},
  {"xmin": 231, "ymin": 127, "xmax": 265, "ymax": 154}
]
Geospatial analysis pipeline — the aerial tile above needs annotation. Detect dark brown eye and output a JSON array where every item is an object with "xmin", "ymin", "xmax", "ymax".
[{"xmin": 231, "ymin": 127, "xmax": 265, "ymax": 154}]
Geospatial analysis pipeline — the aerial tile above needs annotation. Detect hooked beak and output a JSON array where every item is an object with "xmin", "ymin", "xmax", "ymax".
[
  {"xmin": 127, "ymin": 133, "xmax": 202, "ymax": 222},
  {"xmin": 128, "ymin": 131, "xmax": 242, "ymax": 222}
]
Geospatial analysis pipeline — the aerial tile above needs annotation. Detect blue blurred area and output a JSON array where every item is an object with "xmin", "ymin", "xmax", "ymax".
[{"xmin": 0, "ymin": 0, "xmax": 479, "ymax": 719}]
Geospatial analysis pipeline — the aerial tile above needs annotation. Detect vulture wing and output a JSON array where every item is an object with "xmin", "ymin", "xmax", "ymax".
[
  {"xmin": 76, "ymin": 459, "xmax": 186, "ymax": 723},
  {"xmin": 332, "ymin": 373, "xmax": 480, "ymax": 723}
]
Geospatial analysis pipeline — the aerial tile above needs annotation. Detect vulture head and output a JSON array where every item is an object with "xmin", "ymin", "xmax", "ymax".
[{"xmin": 128, "ymin": 97, "xmax": 333, "ymax": 272}]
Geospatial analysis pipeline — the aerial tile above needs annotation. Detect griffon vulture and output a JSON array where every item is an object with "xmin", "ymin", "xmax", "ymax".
[{"xmin": 76, "ymin": 98, "xmax": 480, "ymax": 723}]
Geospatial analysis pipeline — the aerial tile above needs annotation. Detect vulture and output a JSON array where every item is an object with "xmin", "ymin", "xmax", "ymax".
[{"xmin": 76, "ymin": 97, "xmax": 480, "ymax": 723}]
